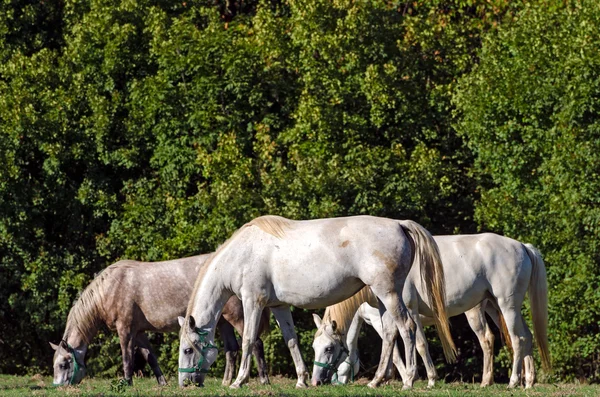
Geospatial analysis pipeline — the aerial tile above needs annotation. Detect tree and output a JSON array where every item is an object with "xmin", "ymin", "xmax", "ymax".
[{"xmin": 454, "ymin": 1, "xmax": 600, "ymax": 382}]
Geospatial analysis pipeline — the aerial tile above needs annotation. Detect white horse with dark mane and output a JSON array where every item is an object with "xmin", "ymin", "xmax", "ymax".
[
  {"xmin": 179, "ymin": 215, "xmax": 456, "ymax": 389},
  {"xmin": 312, "ymin": 233, "xmax": 550, "ymax": 388}
]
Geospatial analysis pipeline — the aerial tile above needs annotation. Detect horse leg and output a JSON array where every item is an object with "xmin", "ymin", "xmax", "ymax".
[
  {"xmin": 497, "ymin": 298, "xmax": 528, "ymax": 388},
  {"xmin": 117, "ymin": 327, "xmax": 135, "ymax": 385},
  {"xmin": 230, "ymin": 300, "xmax": 265, "ymax": 389},
  {"xmin": 270, "ymin": 305, "xmax": 309, "ymax": 388},
  {"xmin": 367, "ymin": 290, "xmax": 416, "ymax": 390},
  {"xmin": 217, "ymin": 319, "xmax": 239, "ymax": 386},
  {"xmin": 364, "ymin": 303, "xmax": 408, "ymax": 383},
  {"xmin": 465, "ymin": 302, "xmax": 495, "ymax": 387},
  {"xmin": 135, "ymin": 333, "xmax": 167, "ymax": 385},
  {"xmin": 252, "ymin": 337, "xmax": 270, "ymax": 385},
  {"xmin": 392, "ymin": 338, "xmax": 409, "ymax": 382},
  {"xmin": 521, "ymin": 317, "xmax": 535, "ymax": 388},
  {"xmin": 412, "ymin": 310, "xmax": 437, "ymax": 388}
]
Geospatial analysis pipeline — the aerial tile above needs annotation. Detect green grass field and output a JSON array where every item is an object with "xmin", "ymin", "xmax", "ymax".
[{"xmin": 0, "ymin": 374, "xmax": 597, "ymax": 396}]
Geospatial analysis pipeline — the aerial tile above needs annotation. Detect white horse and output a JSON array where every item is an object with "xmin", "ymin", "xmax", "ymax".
[
  {"xmin": 331, "ymin": 299, "xmax": 503, "ymax": 386},
  {"xmin": 312, "ymin": 234, "xmax": 550, "ymax": 388},
  {"xmin": 179, "ymin": 215, "xmax": 456, "ymax": 389}
]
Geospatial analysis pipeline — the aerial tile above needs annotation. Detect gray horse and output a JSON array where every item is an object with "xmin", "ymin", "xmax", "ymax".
[{"xmin": 50, "ymin": 254, "xmax": 270, "ymax": 386}]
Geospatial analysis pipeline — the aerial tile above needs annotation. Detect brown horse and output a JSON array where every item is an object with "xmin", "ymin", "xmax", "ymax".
[{"xmin": 50, "ymin": 254, "xmax": 270, "ymax": 386}]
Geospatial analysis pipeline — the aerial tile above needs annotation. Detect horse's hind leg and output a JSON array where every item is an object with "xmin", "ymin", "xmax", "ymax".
[
  {"xmin": 465, "ymin": 302, "xmax": 495, "ymax": 387},
  {"xmin": 270, "ymin": 305, "xmax": 309, "ymax": 388},
  {"xmin": 231, "ymin": 300, "xmax": 267, "ymax": 389},
  {"xmin": 367, "ymin": 290, "xmax": 416, "ymax": 390},
  {"xmin": 135, "ymin": 333, "xmax": 167, "ymax": 385},
  {"xmin": 497, "ymin": 297, "xmax": 529, "ymax": 388},
  {"xmin": 218, "ymin": 319, "xmax": 239, "ymax": 386},
  {"xmin": 521, "ymin": 317, "xmax": 535, "ymax": 388},
  {"xmin": 252, "ymin": 337, "xmax": 270, "ymax": 385}
]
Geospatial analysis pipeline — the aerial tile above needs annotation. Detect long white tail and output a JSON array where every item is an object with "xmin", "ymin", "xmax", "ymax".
[
  {"xmin": 524, "ymin": 243, "xmax": 551, "ymax": 371},
  {"xmin": 400, "ymin": 220, "xmax": 457, "ymax": 362}
]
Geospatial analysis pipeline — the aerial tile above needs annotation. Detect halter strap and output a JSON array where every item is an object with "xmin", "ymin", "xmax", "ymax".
[
  {"xmin": 338, "ymin": 355, "xmax": 359, "ymax": 383},
  {"xmin": 53, "ymin": 342, "xmax": 85, "ymax": 386},
  {"xmin": 178, "ymin": 328, "xmax": 218, "ymax": 374},
  {"xmin": 313, "ymin": 342, "xmax": 349, "ymax": 383}
]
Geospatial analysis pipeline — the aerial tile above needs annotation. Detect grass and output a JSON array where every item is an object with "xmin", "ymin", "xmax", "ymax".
[{"xmin": 0, "ymin": 374, "xmax": 597, "ymax": 396}]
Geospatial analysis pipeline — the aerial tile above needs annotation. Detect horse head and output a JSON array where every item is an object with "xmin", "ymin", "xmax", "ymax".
[
  {"xmin": 311, "ymin": 313, "xmax": 349, "ymax": 386},
  {"xmin": 177, "ymin": 315, "xmax": 218, "ymax": 387},
  {"xmin": 49, "ymin": 339, "xmax": 86, "ymax": 386}
]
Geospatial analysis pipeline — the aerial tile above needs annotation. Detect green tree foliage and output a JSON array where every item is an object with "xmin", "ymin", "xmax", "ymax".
[
  {"xmin": 2, "ymin": 0, "xmax": 596, "ymax": 385},
  {"xmin": 454, "ymin": 1, "xmax": 600, "ymax": 382}
]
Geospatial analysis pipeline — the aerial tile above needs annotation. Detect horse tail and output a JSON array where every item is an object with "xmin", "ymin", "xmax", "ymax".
[
  {"xmin": 399, "ymin": 220, "xmax": 457, "ymax": 363},
  {"xmin": 498, "ymin": 309, "xmax": 513, "ymax": 353},
  {"xmin": 523, "ymin": 243, "xmax": 551, "ymax": 371}
]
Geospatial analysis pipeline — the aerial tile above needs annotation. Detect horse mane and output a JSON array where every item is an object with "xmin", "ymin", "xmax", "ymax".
[
  {"xmin": 318, "ymin": 287, "xmax": 378, "ymax": 337},
  {"xmin": 248, "ymin": 215, "xmax": 292, "ymax": 239},
  {"xmin": 64, "ymin": 261, "xmax": 135, "ymax": 344},
  {"xmin": 186, "ymin": 215, "xmax": 293, "ymax": 315}
]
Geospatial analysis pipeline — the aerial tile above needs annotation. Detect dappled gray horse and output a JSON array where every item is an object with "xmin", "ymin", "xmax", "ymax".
[
  {"xmin": 50, "ymin": 254, "xmax": 270, "ymax": 386},
  {"xmin": 179, "ymin": 215, "xmax": 456, "ymax": 389},
  {"xmin": 312, "ymin": 233, "xmax": 550, "ymax": 388}
]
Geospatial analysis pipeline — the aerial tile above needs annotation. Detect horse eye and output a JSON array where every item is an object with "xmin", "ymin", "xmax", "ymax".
[
  {"xmin": 325, "ymin": 346, "xmax": 334, "ymax": 354},
  {"xmin": 184, "ymin": 348, "xmax": 193, "ymax": 355},
  {"xmin": 59, "ymin": 363, "xmax": 70, "ymax": 370}
]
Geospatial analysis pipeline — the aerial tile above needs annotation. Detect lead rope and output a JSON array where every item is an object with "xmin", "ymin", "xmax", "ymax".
[{"xmin": 178, "ymin": 328, "xmax": 218, "ymax": 374}]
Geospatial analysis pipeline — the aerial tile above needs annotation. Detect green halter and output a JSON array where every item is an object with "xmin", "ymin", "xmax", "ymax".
[
  {"xmin": 313, "ymin": 343, "xmax": 349, "ymax": 384},
  {"xmin": 338, "ymin": 355, "xmax": 359, "ymax": 383},
  {"xmin": 178, "ymin": 328, "xmax": 218, "ymax": 374},
  {"xmin": 53, "ymin": 342, "xmax": 84, "ymax": 386}
]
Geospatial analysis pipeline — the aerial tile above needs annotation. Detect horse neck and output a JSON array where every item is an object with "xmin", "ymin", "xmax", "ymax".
[
  {"xmin": 64, "ymin": 296, "xmax": 102, "ymax": 349},
  {"xmin": 62, "ymin": 326, "xmax": 91, "ymax": 357},
  {"xmin": 345, "ymin": 305, "xmax": 365, "ymax": 360},
  {"xmin": 324, "ymin": 287, "xmax": 375, "ymax": 335},
  {"xmin": 188, "ymin": 265, "xmax": 233, "ymax": 330}
]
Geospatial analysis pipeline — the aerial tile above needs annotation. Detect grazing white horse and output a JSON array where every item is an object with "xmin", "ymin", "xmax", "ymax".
[
  {"xmin": 179, "ymin": 215, "xmax": 456, "ymax": 389},
  {"xmin": 330, "ymin": 299, "xmax": 503, "ymax": 386},
  {"xmin": 312, "ymin": 234, "xmax": 550, "ymax": 388}
]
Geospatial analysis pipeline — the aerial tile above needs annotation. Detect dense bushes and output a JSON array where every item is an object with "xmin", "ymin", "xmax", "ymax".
[{"xmin": 0, "ymin": 0, "xmax": 598, "ymax": 383}]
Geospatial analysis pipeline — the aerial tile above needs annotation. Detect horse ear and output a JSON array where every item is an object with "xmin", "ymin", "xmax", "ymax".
[
  {"xmin": 331, "ymin": 320, "xmax": 337, "ymax": 332},
  {"xmin": 178, "ymin": 316, "xmax": 185, "ymax": 328},
  {"xmin": 188, "ymin": 316, "xmax": 196, "ymax": 330},
  {"xmin": 49, "ymin": 342, "xmax": 59, "ymax": 351},
  {"xmin": 312, "ymin": 313, "xmax": 322, "ymax": 328},
  {"xmin": 59, "ymin": 340, "xmax": 69, "ymax": 350}
]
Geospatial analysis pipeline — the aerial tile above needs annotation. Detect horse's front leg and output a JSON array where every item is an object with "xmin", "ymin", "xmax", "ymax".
[
  {"xmin": 364, "ymin": 304, "xmax": 408, "ymax": 382},
  {"xmin": 368, "ymin": 289, "xmax": 417, "ymax": 390},
  {"xmin": 366, "ymin": 310, "xmax": 406, "ymax": 388},
  {"xmin": 217, "ymin": 320, "xmax": 239, "ymax": 386},
  {"xmin": 136, "ymin": 333, "xmax": 167, "ymax": 385},
  {"xmin": 117, "ymin": 326, "xmax": 135, "ymax": 385},
  {"xmin": 230, "ymin": 300, "xmax": 265, "ymax": 389},
  {"xmin": 411, "ymin": 310, "xmax": 437, "ymax": 388},
  {"xmin": 270, "ymin": 305, "xmax": 309, "ymax": 388}
]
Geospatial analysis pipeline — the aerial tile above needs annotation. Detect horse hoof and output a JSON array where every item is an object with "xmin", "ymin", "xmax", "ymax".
[
  {"xmin": 157, "ymin": 376, "xmax": 168, "ymax": 386},
  {"xmin": 260, "ymin": 377, "xmax": 271, "ymax": 385},
  {"xmin": 367, "ymin": 381, "xmax": 379, "ymax": 389},
  {"xmin": 295, "ymin": 382, "xmax": 308, "ymax": 389},
  {"xmin": 402, "ymin": 385, "xmax": 413, "ymax": 391},
  {"xmin": 230, "ymin": 383, "xmax": 242, "ymax": 389},
  {"xmin": 427, "ymin": 380, "xmax": 435, "ymax": 388}
]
